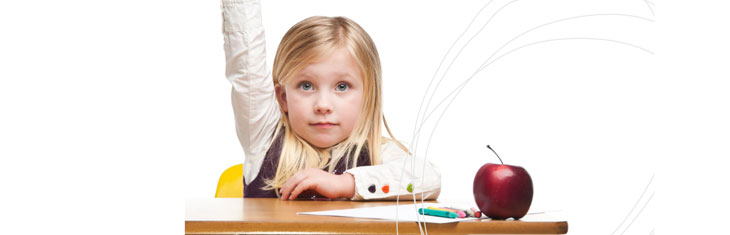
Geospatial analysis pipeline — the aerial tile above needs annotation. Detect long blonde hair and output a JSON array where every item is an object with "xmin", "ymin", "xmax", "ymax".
[{"xmin": 264, "ymin": 16, "xmax": 406, "ymax": 192}]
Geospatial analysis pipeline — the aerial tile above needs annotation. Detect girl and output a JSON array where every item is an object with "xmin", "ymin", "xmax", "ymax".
[{"xmin": 221, "ymin": 0, "xmax": 441, "ymax": 200}]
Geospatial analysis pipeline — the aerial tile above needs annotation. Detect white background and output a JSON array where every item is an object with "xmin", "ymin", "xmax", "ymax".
[{"xmin": 1, "ymin": 0, "xmax": 728, "ymax": 234}]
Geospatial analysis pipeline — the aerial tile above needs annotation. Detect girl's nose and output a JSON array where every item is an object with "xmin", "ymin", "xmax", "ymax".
[{"xmin": 314, "ymin": 94, "xmax": 333, "ymax": 114}]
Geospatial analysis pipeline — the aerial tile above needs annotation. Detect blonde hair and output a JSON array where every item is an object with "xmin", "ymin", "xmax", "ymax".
[{"xmin": 264, "ymin": 16, "xmax": 407, "ymax": 193}]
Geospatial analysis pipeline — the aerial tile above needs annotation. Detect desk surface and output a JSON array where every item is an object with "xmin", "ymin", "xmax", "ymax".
[{"xmin": 185, "ymin": 198, "xmax": 568, "ymax": 234}]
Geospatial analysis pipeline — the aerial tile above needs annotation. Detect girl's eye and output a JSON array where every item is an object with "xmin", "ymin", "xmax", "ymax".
[
  {"xmin": 336, "ymin": 82, "xmax": 349, "ymax": 91},
  {"xmin": 299, "ymin": 82, "xmax": 313, "ymax": 91}
]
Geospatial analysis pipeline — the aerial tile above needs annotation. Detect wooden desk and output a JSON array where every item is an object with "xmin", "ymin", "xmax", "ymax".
[{"xmin": 185, "ymin": 198, "xmax": 568, "ymax": 234}]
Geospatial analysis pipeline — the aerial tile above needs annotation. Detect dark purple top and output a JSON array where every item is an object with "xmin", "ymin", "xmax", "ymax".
[{"xmin": 243, "ymin": 131, "xmax": 372, "ymax": 198}]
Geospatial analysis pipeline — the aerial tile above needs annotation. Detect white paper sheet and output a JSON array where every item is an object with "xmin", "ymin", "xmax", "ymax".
[{"xmin": 297, "ymin": 203, "xmax": 478, "ymax": 224}]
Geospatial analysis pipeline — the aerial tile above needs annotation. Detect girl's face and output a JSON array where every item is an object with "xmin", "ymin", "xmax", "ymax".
[{"xmin": 275, "ymin": 47, "xmax": 364, "ymax": 148}]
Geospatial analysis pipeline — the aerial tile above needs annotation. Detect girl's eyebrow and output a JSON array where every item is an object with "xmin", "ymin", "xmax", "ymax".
[
  {"xmin": 334, "ymin": 71, "xmax": 358, "ymax": 80},
  {"xmin": 292, "ymin": 72, "xmax": 315, "ymax": 82},
  {"xmin": 296, "ymin": 71, "xmax": 358, "ymax": 81}
]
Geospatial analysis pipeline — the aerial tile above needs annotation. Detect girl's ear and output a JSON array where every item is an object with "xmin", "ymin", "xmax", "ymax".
[{"xmin": 275, "ymin": 84, "xmax": 288, "ymax": 113}]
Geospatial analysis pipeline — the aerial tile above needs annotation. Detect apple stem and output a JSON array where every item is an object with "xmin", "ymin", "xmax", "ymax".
[{"xmin": 486, "ymin": 145, "xmax": 503, "ymax": 164}]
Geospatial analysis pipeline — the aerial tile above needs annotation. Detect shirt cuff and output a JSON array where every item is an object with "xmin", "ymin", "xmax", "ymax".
[{"xmin": 346, "ymin": 165, "xmax": 440, "ymax": 200}]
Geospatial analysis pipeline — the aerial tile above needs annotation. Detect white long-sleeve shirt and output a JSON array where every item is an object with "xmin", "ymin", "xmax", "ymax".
[{"xmin": 221, "ymin": 0, "xmax": 440, "ymax": 200}]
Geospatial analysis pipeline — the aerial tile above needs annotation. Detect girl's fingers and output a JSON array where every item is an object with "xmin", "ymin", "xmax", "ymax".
[
  {"xmin": 280, "ymin": 172, "xmax": 307, "ymax": 200},
  {"xmin": 288, "ymin": 179, "xmax": 315, "ymax": 200},
  {"xmin": 279, "ymin": 175, "xmax": 296, "ymax": 200}
]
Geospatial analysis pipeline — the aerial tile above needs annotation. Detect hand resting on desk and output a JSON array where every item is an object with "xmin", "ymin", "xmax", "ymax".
[{"xmin": 279, "ymin": 168, "xmax": 356, "ymax": 200}]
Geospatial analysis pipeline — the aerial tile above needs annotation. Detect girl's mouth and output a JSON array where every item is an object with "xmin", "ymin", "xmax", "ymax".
[{"xmin": 311, "ymin": 122, "xmax": 337, "ymax": 128}]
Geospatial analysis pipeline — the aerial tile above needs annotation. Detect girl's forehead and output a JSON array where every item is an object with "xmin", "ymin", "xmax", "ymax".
[{"xmin": 293, "ymin": 48, "xmax": 363, "ymax": 81}]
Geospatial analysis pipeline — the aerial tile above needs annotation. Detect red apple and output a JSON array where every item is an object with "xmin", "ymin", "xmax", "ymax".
[{"xmin": 473, "ymin": 146, "xmax": 533, "ymax": 220}]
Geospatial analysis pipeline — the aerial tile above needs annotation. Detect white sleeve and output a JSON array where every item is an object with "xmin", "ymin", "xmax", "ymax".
[
  {"xmin": 221, "ymin": 0, "xmax": 280, "ymax": 184},
  {"xmin": 345, "ymin": 141, "xmax": 442, "ymax": 200}
]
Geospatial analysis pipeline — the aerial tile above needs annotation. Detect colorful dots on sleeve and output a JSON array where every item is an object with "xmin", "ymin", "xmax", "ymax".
[{"xmin": 368, "ymin": 184, "xmax": 376, "ymax": 193}]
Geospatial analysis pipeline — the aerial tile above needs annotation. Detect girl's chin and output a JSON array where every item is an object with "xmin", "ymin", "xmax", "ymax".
[
  {"xmin": 306, "ymin": 136, "xmax": 346, "ymax": 149},
  {"xmin": 309, "ymin": 140, "xmax": 338, "ymax": 149}
]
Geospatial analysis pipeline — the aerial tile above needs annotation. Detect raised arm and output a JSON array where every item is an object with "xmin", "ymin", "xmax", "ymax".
[{"xmin": 222, "ymin": 0, "xmax": 280, "ymax": 184}]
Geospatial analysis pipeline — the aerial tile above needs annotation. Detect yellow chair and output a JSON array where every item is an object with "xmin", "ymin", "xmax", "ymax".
[{"xmin": 215, "ymin": 164, "xmax": 244, "ymax": 198}]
